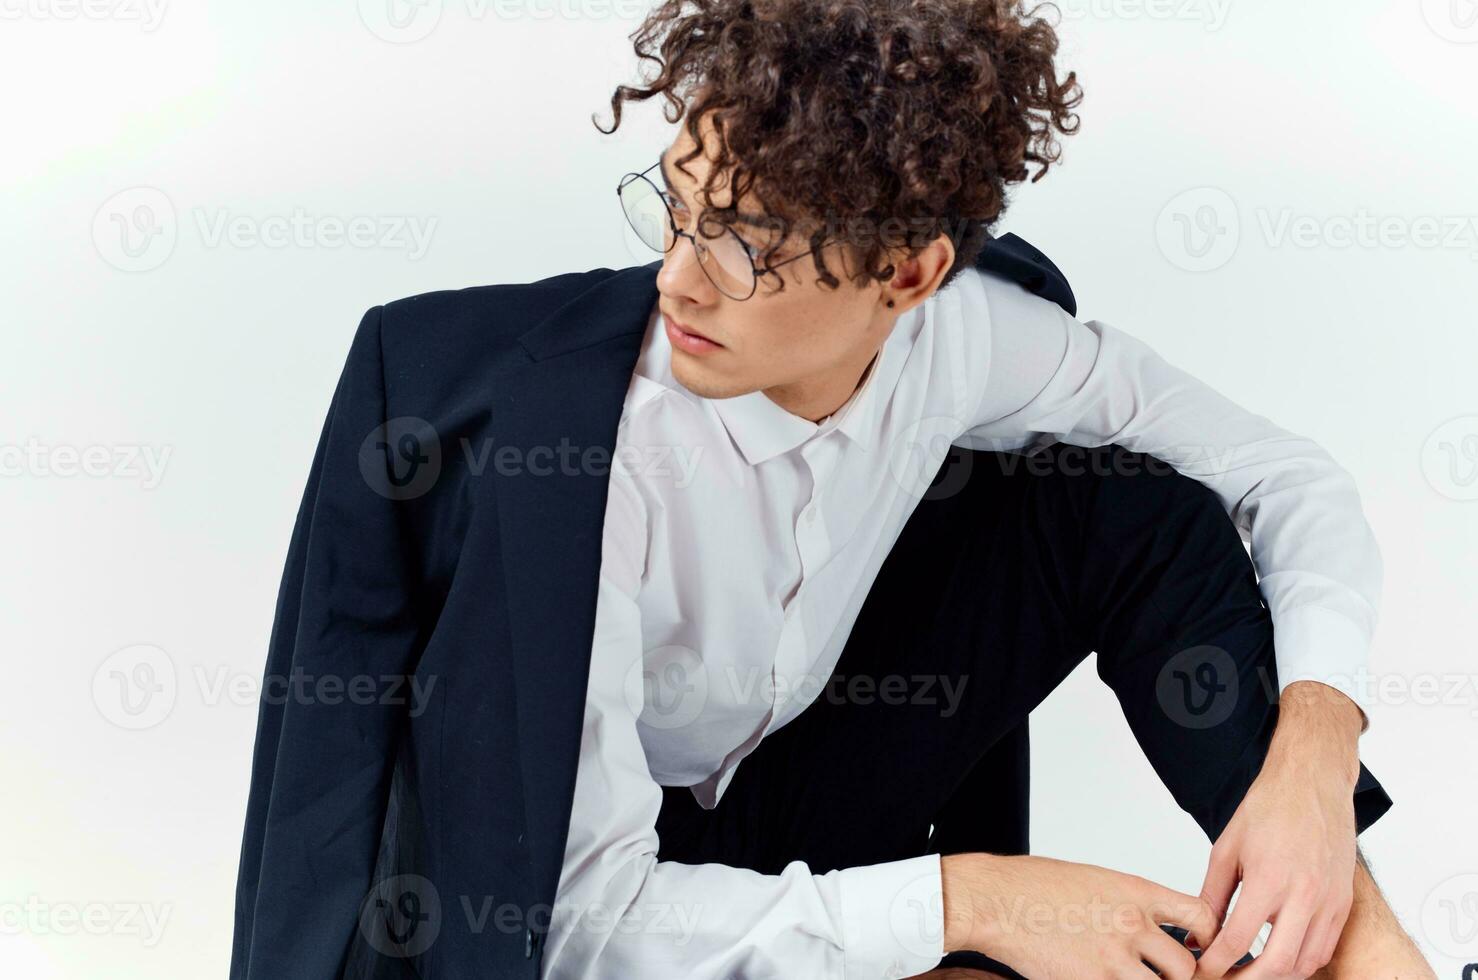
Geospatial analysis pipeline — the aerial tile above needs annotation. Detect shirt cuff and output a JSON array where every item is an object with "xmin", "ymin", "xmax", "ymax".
[
  {"xmin": 1272, "ymin": 604, "xmax": 1374, "ymax": 735},
  {"xmin": 834, "ymin": 852, "xmax": 945, "ymax": 979}
]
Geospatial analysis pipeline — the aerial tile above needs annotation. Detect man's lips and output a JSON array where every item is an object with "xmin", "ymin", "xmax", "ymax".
[{"xmin": 664, "ymin": 313, "xmax": 724, "ymax": 353}]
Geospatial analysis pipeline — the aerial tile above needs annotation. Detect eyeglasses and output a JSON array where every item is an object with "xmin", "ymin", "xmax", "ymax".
[{"xmin": 617, "ymin": 159, "xmax": 835, "ymax": 301}]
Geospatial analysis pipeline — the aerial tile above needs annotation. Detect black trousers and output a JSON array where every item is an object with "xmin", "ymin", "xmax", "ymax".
[{"xmin": 654, "ymin": 443, "xmax": 1391, "ymax": 976}]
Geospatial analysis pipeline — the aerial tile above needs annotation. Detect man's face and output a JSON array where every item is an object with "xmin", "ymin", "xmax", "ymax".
[{"xmin": 653, "ymin": 114, "xmax": 947, "ymax": 412}]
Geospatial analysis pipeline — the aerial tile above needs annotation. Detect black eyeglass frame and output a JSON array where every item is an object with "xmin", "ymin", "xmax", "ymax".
[{"xmin": 616, "ymin": 159, "xmax": 843, "ymax": 301}]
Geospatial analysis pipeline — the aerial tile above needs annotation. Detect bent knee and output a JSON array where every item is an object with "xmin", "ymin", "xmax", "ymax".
[{"xmin": 1034, "ymin": 443, "xmax": 1241, "ymax": 546}]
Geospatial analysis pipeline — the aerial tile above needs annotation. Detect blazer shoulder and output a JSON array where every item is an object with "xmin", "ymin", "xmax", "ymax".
[
  {"xmin": 972, "ymin": 232, "xmax": 1077, "ymax": 318},
  {"xmin": 966, "ymin": 261, "xmax": 1077, "ymax": 329},
  {"xmin": 376, "ymin": 266, "xmax": 627, "ymax": 352},
  {"xmin": 364, "ymin": 265, "xmax": 630, "ymax": 401}
]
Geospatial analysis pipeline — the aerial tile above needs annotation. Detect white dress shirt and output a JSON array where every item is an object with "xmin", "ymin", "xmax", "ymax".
[{"xmin": 542, "ymin": 263, "xmax": 1383, "ymax": 979}]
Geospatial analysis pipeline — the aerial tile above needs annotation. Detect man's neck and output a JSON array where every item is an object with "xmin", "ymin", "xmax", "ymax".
[{"xmin": 765, "ymin": 345, "xmax": 882, "ymax": 424}]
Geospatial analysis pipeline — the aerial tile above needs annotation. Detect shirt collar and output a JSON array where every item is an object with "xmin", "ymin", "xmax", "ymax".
[{"xmin": 711, "ymin": 342, "xmax": 887, "ymax": 466}]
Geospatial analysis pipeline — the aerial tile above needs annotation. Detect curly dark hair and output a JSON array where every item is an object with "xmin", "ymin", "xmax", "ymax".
[{"xmin": 594, "ymin": 0, "xmax": 1082, "ymax": 296}]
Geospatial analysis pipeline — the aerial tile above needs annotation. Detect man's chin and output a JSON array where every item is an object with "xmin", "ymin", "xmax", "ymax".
[{"xmin": 669, "ymin": 357, "xmax": 752, "ymax": 401}]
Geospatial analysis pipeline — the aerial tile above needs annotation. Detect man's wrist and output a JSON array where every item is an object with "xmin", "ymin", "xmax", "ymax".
[
  {"xmin": 940, "ymin": 852, "xmax": 1007, "ymax": 955},
  {"xmin": 1270, "ymin": 680, "xmax": 1363, "ymax": 787},
  {"xmin": 940, "ymin": 853, "xmax": 976, "ymax": 953}
]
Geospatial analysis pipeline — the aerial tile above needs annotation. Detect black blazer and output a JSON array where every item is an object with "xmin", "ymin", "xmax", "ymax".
[{"xmin": 229, "ymin": 235, "xmax": 1076, "ymax": 980}]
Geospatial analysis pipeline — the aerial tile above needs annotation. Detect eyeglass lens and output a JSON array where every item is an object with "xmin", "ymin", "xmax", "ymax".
[{"xmin": 620, "ymin": 172, "xmax": 757, "ymax": 299}]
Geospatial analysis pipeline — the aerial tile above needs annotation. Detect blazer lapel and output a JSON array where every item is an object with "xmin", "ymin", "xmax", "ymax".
[{"xmin": 495, "ymin": 260, "xmax": 661, "ymax": 910}]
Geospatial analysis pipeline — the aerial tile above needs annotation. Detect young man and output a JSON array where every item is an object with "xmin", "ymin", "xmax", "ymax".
[{"xmin": 230, "ymin": 2, "xmax": 1432, "ymax": 979}]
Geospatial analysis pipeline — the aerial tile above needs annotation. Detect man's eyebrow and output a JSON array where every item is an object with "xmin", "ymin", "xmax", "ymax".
[{"xmin": 658, "ymin": 149, "xmax": 776, "ymax": 231}]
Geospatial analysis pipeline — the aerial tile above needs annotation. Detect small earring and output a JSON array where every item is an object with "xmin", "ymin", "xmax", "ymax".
[{"xmin": 886, "ymin": 299, "xmax": 895, "ymax": 308}]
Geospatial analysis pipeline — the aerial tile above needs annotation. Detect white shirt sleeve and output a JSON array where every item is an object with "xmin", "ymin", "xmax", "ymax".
[
  {"xmin": 543, "ymin": 463, "xmax": 946, "ymax": 979},
  {"xmin": 955, "ymin": 273, "xmax": 1381, "ymax": 733}
]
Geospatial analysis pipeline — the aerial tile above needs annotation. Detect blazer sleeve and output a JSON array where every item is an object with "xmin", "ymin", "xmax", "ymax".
[{"xmin": 230, "ymin": 305, "xmax": 427, "ymax": 980}]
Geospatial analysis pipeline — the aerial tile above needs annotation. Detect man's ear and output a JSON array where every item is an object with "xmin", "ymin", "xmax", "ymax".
[{"xmin": 887, "ymin": 236, "xmax": 955, "ymax": 312}]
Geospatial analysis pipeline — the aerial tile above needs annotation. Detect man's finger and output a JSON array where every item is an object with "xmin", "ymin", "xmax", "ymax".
[
  {"xmin": 1234, "ymin": 897, "xmax": 1317, "ymax": 980},
  {"xmin": 1197, "ymin": 844, "xmax": 1240, "ymax": 942},
  {"xmin": 1139, "ymin": 925, "xmax": 1200, "ymax": 980},
  {"xmin": 1291, "ymin": 908, "xmax": 1343, "ymax": 978},
  {"xmin": 1148, "ymin": 887, "xmax": 1220, "ymax": 958},
  {"xmin": 1196, "ymin": 887, "xmax": 1276, "ymax": 979}
]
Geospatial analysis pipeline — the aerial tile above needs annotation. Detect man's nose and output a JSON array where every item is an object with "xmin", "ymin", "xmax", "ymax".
[{"xmin": 657, "ymin": 235, "xmax": 715, "ymax": 298}]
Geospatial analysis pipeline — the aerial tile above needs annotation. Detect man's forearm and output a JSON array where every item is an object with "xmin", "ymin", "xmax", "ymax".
[
  {"xmin": 1268, "ymin": 679, "xmax": 1364, "ymax": 789},
  {"xmin": 1224, "ymin": 680, "xmax": 1424, "ymax": 978}
]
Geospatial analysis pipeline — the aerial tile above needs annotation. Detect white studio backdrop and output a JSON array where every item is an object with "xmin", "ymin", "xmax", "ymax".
[{"xmin": 1, "ymin": 2, "xmax": 1475, "ymax": 977}]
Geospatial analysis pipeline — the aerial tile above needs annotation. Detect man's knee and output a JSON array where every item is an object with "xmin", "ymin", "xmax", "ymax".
[
  {"xmin": 1028, "ymin": 443, "xmax": 1270, "ymax": 676},
  {"xmin": 1043, "ymin": 441, "xmax": 1194, "ymax": 498},
  {"xmin": 1036, "ymin": 443, "xmax": 1245, "ymax": 557}
]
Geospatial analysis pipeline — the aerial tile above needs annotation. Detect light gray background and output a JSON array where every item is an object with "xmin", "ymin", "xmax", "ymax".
[{"xmin": 2, "ymin": 1, "xmax": 1475, "ymax": 977}]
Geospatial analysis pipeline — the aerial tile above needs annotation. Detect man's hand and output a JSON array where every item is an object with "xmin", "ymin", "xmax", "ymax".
[
  {"xmin": 941, "ymin": 852, "xmax": 1219, "ymax": 980},
  {"xmin": 1193, "ymin": 681, "xmax": 1366, "ymax": 980}
]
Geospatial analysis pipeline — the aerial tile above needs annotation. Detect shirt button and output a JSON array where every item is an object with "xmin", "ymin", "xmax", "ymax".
[{"xmin": 525, "ymin": 928, "xmax": 535, "ymax": 958}]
